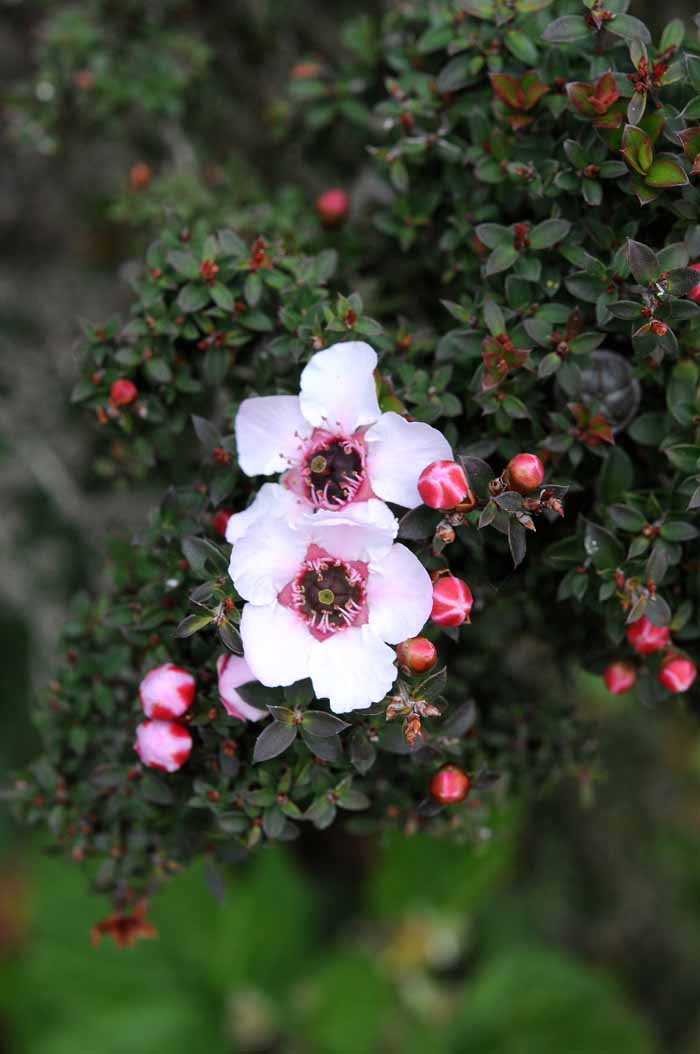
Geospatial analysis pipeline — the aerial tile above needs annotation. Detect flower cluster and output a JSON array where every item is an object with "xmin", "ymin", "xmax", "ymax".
[{"xmin": 226, "ymin": 340, "xmax": 462, "ymax": 714}]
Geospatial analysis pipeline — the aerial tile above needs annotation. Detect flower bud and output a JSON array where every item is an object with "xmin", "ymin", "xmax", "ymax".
[
  {"xmin": 110, "ymin": 379, "xmax": 137, "ymax": 406},
  {"xmin": 603, "ymin": 661, "xmax": 636, "ymax": 695},
  {"xmin": 626, "ymin": 616, "xmax": 670, "ymax": 655},
  {"xmin": 212, "ymin": 507, "xmax": 234, "ymax": 537},
  {"xmin": 134, "ymin": 720, "xmax": 192, "ymax": 772},
  {"xmin": 139, "ymin": 663, "xmax": 195, "ymax": 719},
  {"xmin": 505, "ymin": 452, "xmax": 544, "ymax": 494},
  {"xmin": 431, "ymin": 576, "xmax": 473, "ymax": 627},
  {"xmin": 688, "ymin": 262, "xmax": 700, "ymax": 303},
  {"xmin": 217, "ymin": 654, "xmax": 266, "ymax": 721},
  {"xmin": 658, "ymin": 653, "xmax": 697, "ymax": 693},
  {"xmin": 429, "ymin": 764, "xmax": 470, "ymax": 805},
  {"xmin": 315, "ymin": 188, "xmax": 349, "ymax": 228},
  {"xmin": 396, "ymin": 636, "xmax": 437, "ymax": 675},
  {"xmin": 417, "ymin": 459, "xmax": 468, "ymax": 510},
  {"xmin": 129, "ymin": 163, "xmax": 152, "ymax": 191}
]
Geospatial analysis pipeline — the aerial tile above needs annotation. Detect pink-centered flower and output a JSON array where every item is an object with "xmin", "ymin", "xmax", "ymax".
[
  {"xmin": 217, "ymin": 654, "xmax": 266, "ymax": 721},
  {"xmin": 228, "ymin": 499, "xmax": 433, "ymax": 713},
  {"xmin": 234, "ymin": 341, "xmax": 451, "ymax": 514}
]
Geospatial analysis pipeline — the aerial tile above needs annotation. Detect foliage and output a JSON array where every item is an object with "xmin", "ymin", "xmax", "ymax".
[{"xmin": 6, "ymin": 0, "xmax": 700, "ymax": 922}]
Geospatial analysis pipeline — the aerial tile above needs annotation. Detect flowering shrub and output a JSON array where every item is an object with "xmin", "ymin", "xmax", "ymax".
[{"xmin": 9, "ymin": 0, "xmax": 700, "ymax": 927}]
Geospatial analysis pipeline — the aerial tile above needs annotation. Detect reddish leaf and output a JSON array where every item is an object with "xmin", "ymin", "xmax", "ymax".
[{"xmin": 490, "ymin": 73, "xmax": 523, "ymax": 109}]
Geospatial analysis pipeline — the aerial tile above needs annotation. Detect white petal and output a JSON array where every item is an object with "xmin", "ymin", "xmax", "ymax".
[
  {"xmin": 299, "ymin": 342, "xmax": 381, "ymax": 434},
  {"xmin": 367, "ymin": 543, "xmax": 433, "ymax": 644},
  {"xmin": 229, "ymin": 515, "xmax": 307, "ymax": 603},
  {"xmin": 241, "ymin": 602, "xmax": 312, "ymax": 687},
  {"xmin": 235, "ymin": 395, "xmax": 310, "ymax": 476},
  {"xmin": 309, "ymin": 626, "xmax": 397, "ymax": 713},
  {"xmin": 308, "ymin": 499, "xmax": 397, "ymax": 563},
  {"xmin": 225, "ymin": 483, "xmax": 305, "ymax": 545},
  {"xmin": 366, "ymin": 412, "xmax": 453, "ymax": 508}
]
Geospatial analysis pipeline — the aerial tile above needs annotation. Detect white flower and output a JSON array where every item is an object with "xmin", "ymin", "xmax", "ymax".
[
  {"xmin": 233, "ymin": 340, "xmax": 451, "ymax": 515},
  {"xmin": 228, "ymin": 499, "xmax": 433, "ymax": 713}
]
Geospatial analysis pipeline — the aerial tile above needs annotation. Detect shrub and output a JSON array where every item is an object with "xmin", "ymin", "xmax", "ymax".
[{"xmin": 9, "ymin": 0, "xmax": 700, "ymax": 926}]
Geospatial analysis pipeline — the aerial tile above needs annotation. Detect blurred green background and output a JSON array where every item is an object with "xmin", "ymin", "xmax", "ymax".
[{"xmin": 3, "ymin": 1, "xmax": 700, "ymax": 1051}]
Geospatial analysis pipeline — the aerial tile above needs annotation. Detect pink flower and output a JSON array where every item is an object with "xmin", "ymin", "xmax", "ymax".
[
  {"xmin": 138, "ymin": 663, "xmax": 195, "ymax": 720},
  {"xmin": 603, "ymin": 661, "xmax": 636, "ymax": 694},
  {"xmin": 134, "ymin": 719, "xmax": 192, "ymax": 772},
  {"xmin": 232, "ymin": 342, "xmax": 451, "ymax": 519},
  {"xmin": 228, "ymin": 499, "xmax": 432, "ymax": 713},
  {"xmin": 217, "ymin": 654, "xmax": 267, "ymax": 720}
]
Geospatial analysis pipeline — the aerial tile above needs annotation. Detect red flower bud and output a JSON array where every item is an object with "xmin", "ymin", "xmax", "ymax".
[
  {"xmin": 139, "ymin": 663, "xmax": 195, "ymax": 720},
  {"xmin": 431, "ymin": 576, "xmax": 473, "ymax": 627},
  {"xmin": 505, "ymin": 452, "xmax": 545, "ymax": 494},
  {"xmin": 212, "ymin": 507, "xmax": 234, "ymax": 537},
  {"xmin": 688, "ymin": 262, "xmax": 700, "ymax": 303},
  {"xmin": 626, "ymin": 616, "xmax": 670, "ymax": 655},
  {"xmin": 658, "ymin": 653, "xmax": 697, "ymax": 693},
  {"xmin": 417, "ymin": 459, "xmax": 468, "ymax": 509},
  {"xmin": 134, "ymin": 720, "xmax": 192, "ymax": 772},
  {"xmin": 603, "ymin": 661, "xmax": 636, "ymax": 694},
  {"xmin": 429, "ymin": 764, "xmax": 470, "ymax": 805},
  {"xmin": 110, "ymin": 379, "xmax": 137, "ymax": 406},
  {"xmin": 315, "ymin": 188, "xmax": 349, "ymax": 228},
  {"xmin": 396, "ymin": 636, "xmax": 437, "ymax": 675}
]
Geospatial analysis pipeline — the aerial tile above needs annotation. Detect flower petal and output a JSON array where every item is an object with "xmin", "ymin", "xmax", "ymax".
[
  {"xmin": 235, "ymin": 395, "xmax": 310, "ymax": 476},
  {"xmin": 367, "ymin": 543, "xmax": 433, "ymax": 644},
  {"xmin": 308, "ymin": 626, "xmax": 397, "ymax": 713},
  {"xmin": 216, "ymin": 654, "xmax": 266, "ymax": 721},
  {"xmin": 225, "ymin": 483, "xmax": 305, "ymax": 545},
  {"xmin": 309, "ymin": 498, "xmax": 398, "ymax": 562},
  {"xmin": 229, "ymin": 514, "xmax": 307, "ymax": 603},
  {"xmin": 241, "ymin": 602, "xmax": 312, "ymax": 687},
  {"xmin": 365, "ymin": 412, "xmax": 453, "ymax": 508},
  {"xmin": 299, "ymin": 342, "xmax": 381, "ymax": 434}
]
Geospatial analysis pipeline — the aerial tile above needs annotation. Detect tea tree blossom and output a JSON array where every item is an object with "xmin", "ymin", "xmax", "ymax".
[
  {"xmin": 234, "ymin": 341, "xmax": 451, "ymax": 513},
  {"xmin": 228, "ymin": 499, "xmax": 433, "ymax": 713}
]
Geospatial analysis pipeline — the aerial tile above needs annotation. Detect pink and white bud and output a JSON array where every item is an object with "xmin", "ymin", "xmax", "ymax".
[
  {"xmin": 396, "ymin": 636, "xmax": 437, "ymax": 675},
  {"xmin": 658, "ymin": 653, "xmax": 697, "ymax": 693},
  {"xmin": 687, "ymin": 262, "xmax": 700, "ymax": 303},
  {"xmin": 603, "ymin": 661, "xmax": 636, "ymax": 695},
  {"xmin": 217, "ymin": 654, "xmax": 266, "ymax": 721},
  {"xmin": 431, "ymin": 576, "xmax": 473, "ymax": 627},
  {"xmin": 315, "ymin": 188, "xmax": 349, "ymax": 227},
  {"xmin": 417, "ymin": 460, "xmax": 468, "ymax": 510},
  {"xmin": 134, "ymin": 719, "xmax": 192, "ymax": 772},
  {"xmin": 110, "ymin": 378, "xmax": 138, "ymax": 406},
  {"xmin": 626, "ymin": 616, "xmax": 670, "ymax": 655},
  {"xmin": 505, "ymin": 453, "xmax": 545, "ymax": 494},
  {"xmin": 138, "ymin": 663, "xmax": 195, "ymax": 719}
]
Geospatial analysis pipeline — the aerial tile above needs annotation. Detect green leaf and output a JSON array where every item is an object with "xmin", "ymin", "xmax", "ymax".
[
  {"xmin": 530, "ymin": 219, "xmax": 571, "ymax": 250},
  {"xmin": 626, "ymin": 239, "xmax": 658, "ymax": 284},
  {"xmin": 485, "ymin": 244, "xmax": 519, "ymax": 276},
  {"xmin": 645, "ymin": 156, "xmax": 689, "ymax": 189},
  {"xmin": 253, "ymin": 722, "xmax": 297, "ymax": 763},
  {"xmin": 542, "ymin": 15, "xmax": 588, "ymax": 42},
  {"xmin": 302, "ymin": 711, "xmax": 350, "ymax": 737},
  {"xmin": 608, "ymin": 13, "xmax": 651, "ymax": 43},
  {"xmin": 608, "ymin": 504, "xmax": 646, "ymax": 533},
  {"xmin": 504, "ymin": 29, "xmax": 538, "ymax": 64},
  {"xmin": 167, "ymin": 250, "xmax": 199, "ymax": 279},
  {"xmin": 660, "ymin": 520, "xmax": 699, "ymax": 542},
  {"xmin": 177, "ymin": 283, "xmax": 209, "ymax": 313},
  {"xmin": 665, "ymin": 444, "xmax": 700, "ymax": 473},
  {"xmin": 476, "ymin": 223, "xmax": 512, "ymax": 249},
  {"xmin": 210, "ymin": 283, "xmax": 234, "ymax": 310},
  {"xmin": 175, "ymin": 613, "xmax": 214, "ymax": 638},
  {"xmin": 584, "ymin": 521, "xmax": 624, "ymax": 570}
]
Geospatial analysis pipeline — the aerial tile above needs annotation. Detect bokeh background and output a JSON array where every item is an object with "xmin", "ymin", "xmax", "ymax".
[{"xmin": 2, "ymin": 1, "xmax": 700, "ymax": 1051}]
